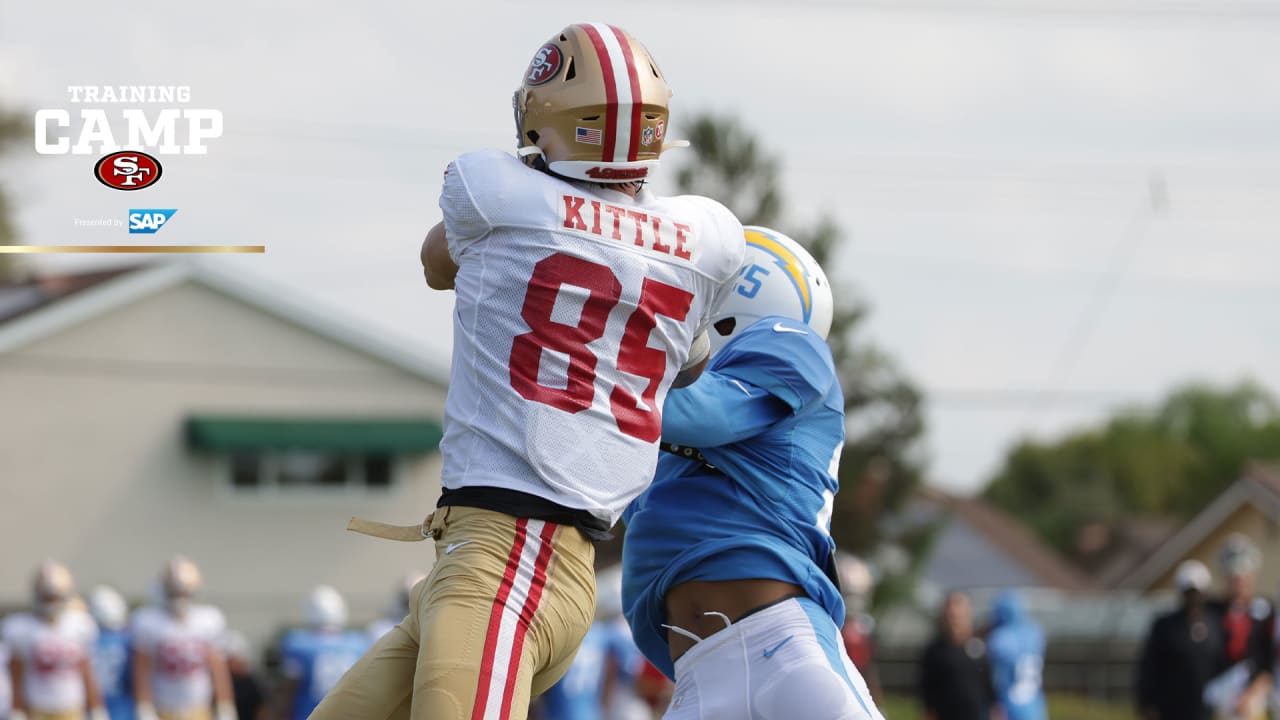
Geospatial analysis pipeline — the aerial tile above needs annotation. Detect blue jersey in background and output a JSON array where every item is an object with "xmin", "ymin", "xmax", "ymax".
[
  {"xmin": 280, "ymin": 629, "xmax": 370, "ymax": 720},
  {"xmin": 94, "ymin": 628, "xmax": 133, "ymax": 720},
  {"xmin": 621, "ymin": 316, "xmax": 847, "ymax": 679},
  {"xmin": 988, "ymin": 592, "xmax": 1048, "ymax": 720},
  {"xmin": 541, "ymin": 620, "xmax": 642, "ymax": 720}
]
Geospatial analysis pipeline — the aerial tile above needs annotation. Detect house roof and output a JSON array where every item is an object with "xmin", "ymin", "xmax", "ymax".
[
  {"xmin": 1115, "ymin": 462, "xmax": 1280, "ymax": 590},
  {"xmin": 0, "ymin": 262, "xmax": 450, "ymax": 387},
  {"xmin": 916, "ymin": 486, "xmax": 1095, "ymax": 592}
]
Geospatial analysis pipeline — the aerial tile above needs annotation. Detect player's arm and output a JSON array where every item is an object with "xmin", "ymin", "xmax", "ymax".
[
  {"xmin": 10, "ymin": 654, "xmax": 27, "ymax": 716},
  {"xmin": 80, "ymin": 654, "xmax": 107, "ymax": 719},
  {"xmin": 131, "ymin": 646, "xmax": 158, "ymax": 720},
  {"xmin": 671, "ymin": 330, "xmax": 710, "ymax": 388},
  {"xmin": 421, "ymin": 222, "xmax": 458, "ymax": 290},
  {"xmin": 208, "ymin": 646, "xmax": 237, "ymax": 720},
  {"xmin": 662, "ymin": 371, "xmax": 789, "ymax": 448}
]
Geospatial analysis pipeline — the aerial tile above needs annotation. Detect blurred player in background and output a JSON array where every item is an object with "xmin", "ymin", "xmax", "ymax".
[
  {"xmin": 318, "ymin": 20, "xmax": 744, "ymax": 720},
  {"xmin": 622, "ymin": 227, "xmax": 882, "ymax": 719},
  {"xmin": 1203, "ymin": 535, "xmax": 1273, "ymax": 720},
  {"xmin": 277, "ymin": 586, "xmax": 367, "ymax": 720},
  {"xmin": 986, "ymin": 591, "xmax": 1046, "ymax": 720},
  {"xmin": 1137, "ymin": 560, "xmax": 1221, "ymax": 720},
  {"xmin": 837, "ymin": 554, "xmax": 882, "ymax": 703},
  {"xmin": 88, "ymin": 587, "xmax": 133, "ymax": 720},
  {"xmin": 920, "ymin": 591, "xmax": 993, "ymax": 720},
  {"xmin": 539, "ymin": 566, "xmax": 648, "ymax": 720},
  {"xmin": 364, "ymin": 573, "xmax": 424, "ymax": 643},
  {"xmin": 130, "ymin": 557, "xmax": 235, "ymax": 720},
  {"xmin": 217, "ymin": 634, "xmax": 264, "ymax": 720},
  {"xmin": 2, "ymin": 561, "xmax": 107, "ymax": 720}
]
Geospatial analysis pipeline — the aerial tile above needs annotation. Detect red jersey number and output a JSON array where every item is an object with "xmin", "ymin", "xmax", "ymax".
[{"xmin": 509, "ymin": 253, "xmax": 694, "ymax": 442}]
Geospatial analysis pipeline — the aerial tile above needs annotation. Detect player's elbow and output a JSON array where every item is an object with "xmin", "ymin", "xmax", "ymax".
[
  {"xmin": 672, "ymin": 354, "xmax": 707, "ymax": 388},
  {"xmin": 422, "ymin": 223, "xmax": 458, "ymax": 290}
]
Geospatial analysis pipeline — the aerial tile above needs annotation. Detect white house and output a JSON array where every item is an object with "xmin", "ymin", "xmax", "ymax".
[{"xmin": 0, "ymin": 262, "xmax": 449, "ymax": 650}]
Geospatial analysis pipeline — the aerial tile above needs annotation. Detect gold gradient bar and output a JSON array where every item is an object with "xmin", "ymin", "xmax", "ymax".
[{"xmin": 0, "ymin": 245, "xmax": 265, "ymax": 254}]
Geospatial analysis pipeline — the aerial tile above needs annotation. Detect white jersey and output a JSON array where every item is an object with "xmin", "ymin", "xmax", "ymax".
[
  {"xmin": 439, "ymin": 150, "xmax": 745, "ymax": 524},
  {"xmin": 131, "ymin": 605, "xmax": 225, "ymax": 712},
  {"xmin": 1, "ymin": 611, "xmax": 97, "ymax": 713}
]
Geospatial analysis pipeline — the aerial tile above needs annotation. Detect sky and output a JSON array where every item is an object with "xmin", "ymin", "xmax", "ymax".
[{"xmin": 2, "ymin": 0, "xmax": 1278, "ymax": 494}]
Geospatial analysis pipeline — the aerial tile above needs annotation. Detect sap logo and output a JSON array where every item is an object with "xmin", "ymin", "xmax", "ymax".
[{"xmin": 128, "ymin": 209, "xmax": 177, "ymax": 234}]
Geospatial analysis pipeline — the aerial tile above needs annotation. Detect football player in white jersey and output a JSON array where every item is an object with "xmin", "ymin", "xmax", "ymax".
[
  {"xmin": 129, "ymin": 558, "xmax": 235, "ymax": 720},
  {"xmin": 316, "ymin": 21, "xmax": 745, "ymax": 720},
  {"xmin": 3, "ymin": 561, "xmax": 107, "ymax": 720}
]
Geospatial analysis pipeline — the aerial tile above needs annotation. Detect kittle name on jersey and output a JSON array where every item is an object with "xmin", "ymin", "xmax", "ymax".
[{"xmin": 561, "ymin": 195, "xmax": 693, "ymax": 261}]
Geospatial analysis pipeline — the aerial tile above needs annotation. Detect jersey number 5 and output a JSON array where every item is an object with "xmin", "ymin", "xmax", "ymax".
[{"xmin": 509, "ymin": 252, "xmax": 694, "ymax": 442}]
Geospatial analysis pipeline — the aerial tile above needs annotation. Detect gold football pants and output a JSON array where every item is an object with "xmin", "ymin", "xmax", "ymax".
[
  {"xmin": 310, "ymin": 505, "xmax": 596, "ymax": 720},
  {"xmin": 157, "ymin": 710, "xmax": 212, "ymax": 720}
]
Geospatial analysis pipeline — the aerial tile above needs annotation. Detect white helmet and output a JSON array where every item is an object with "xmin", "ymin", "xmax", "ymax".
[
  {"xmin": 305, "ymin": 585, "xmax": 348, "ymax": 630},
  {"xmin": 89, "ymin": 585, "xmax": 129, "ymax": 630},
  {"xmin": 595, "ymin": 565, "xmax": 624, "ymax": 621},
  {"xmin": 708, "ymin": 226, "xmax": 834, "ymax": 356}
]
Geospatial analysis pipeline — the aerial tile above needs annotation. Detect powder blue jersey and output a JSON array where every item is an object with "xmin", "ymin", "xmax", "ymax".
[
  {"xmin": 621, "ymin": 315, "xmax": 847, "ymax": 679},
  {"xmin": 988, "ymin": 593, "xmax": 1048, "ymax": 720},
  {"xmin": 94, "ymin": 628, "xmax": 134, "ymax": 720},
  {"xmin": 280, "ymin": 629, "xmax": 369, "ymax": 720}
]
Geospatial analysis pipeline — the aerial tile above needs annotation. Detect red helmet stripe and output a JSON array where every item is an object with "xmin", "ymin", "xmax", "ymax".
[
  {"xmin": 580, "ymin": 24, "xmax": 620, "ymax": 162},
  {"xmin": 608, "ymin": 26, "xmax": 644, "ymax": 162}
]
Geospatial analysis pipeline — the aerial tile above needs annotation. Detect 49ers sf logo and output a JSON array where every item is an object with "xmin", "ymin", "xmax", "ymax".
[
  {"xmin": 94, "ymin": 151, "xmax": 162, "ymax": 190},
  {"xmin": 525, "ymin": 44, "xmax": 563, "ymax": 85}
]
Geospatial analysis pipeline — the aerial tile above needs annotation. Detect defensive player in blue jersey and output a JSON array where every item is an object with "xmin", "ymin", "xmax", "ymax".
[
  {"xmin": 987, "ymin": 591, "xmax": 1047, "ymax": 720},
  {"xmin": 622, "ymin": 227, "xmax": 884, "ymax": 719},
  {"xmin": 278, "ymin": 586, "xmax": 369, "ymax": 720},
  {"xmin": 89, "ymin": 586, "xmax": 135, "ymax": 720}
]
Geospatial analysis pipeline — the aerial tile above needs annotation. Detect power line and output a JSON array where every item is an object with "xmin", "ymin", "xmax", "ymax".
[{"xmin": 1029, "ymin": 172, "xmax": 1169, "ymax": 418}]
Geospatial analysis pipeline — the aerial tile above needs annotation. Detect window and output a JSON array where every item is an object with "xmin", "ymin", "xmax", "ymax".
[{"xmin": 226, "ymin": 451, "xmax": 397, "ymax": 492}]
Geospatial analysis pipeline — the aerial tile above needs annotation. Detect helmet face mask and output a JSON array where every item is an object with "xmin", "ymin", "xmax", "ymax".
[
  {"xmin": 708, "ymin": 226, "xmax": 835, "ymax": 356},
  {"xmin": 514, "ymin": 24, "xmax": 676, "ymax": 184}
]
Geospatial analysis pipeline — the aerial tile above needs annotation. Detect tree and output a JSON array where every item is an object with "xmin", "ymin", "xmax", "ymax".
[
  {"xmin": 0, "ymin": 103, "xmax": 27, "ymax": 280},
  {"xmin": 984, "ymin": 380, "xmax": 1280, "ymax": 558},
  {"xmin": 673, "ymin": 114, "xmax": 927, "ymax": 554}
]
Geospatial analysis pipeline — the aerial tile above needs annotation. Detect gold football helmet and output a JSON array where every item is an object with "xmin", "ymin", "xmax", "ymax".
[
  {"xmin": 513, "ymin": 23, "xmax": 680, "ymax": 183},
  {"xmin": 32, "ymin": 560, "xmax": 75, "ymax": 617},
  {"xmin": 161, "ymin": 555, "xmax": 203, "ymax": 599}
]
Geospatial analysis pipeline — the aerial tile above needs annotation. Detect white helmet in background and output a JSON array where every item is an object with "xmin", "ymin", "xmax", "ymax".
[
  {"xmin": 595, "ymin": 565, "xmax": 624, "ymax": 621},
  {"xmin": 708, "ymin": 226, "xmax": 834, "ymax": 356},
  {"xmin": 89, "ymin": 585, "xmax": 129, "ymax": 630},
  {"xmin": 306, "ymin": 585, "xmax": 348, "ymax": 630},
  {"xmin": 32, "ymin": 560, "xmax": 76, "ymax": 619}
]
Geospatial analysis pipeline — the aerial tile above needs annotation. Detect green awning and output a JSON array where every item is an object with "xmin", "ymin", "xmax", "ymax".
[{"xmin": 185, "ymin": 417, "xmax": 442, "ymax": 454}]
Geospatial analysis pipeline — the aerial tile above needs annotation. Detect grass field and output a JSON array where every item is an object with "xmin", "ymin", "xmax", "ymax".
[{"xmin": 877, "ymin": 694, "xmax": 1131, "ymax": 720}]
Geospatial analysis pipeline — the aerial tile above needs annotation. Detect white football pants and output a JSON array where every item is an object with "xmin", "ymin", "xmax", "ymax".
[{"xmin": 663, "ymin": 597, "xmax": 885, "ymax": 720}]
